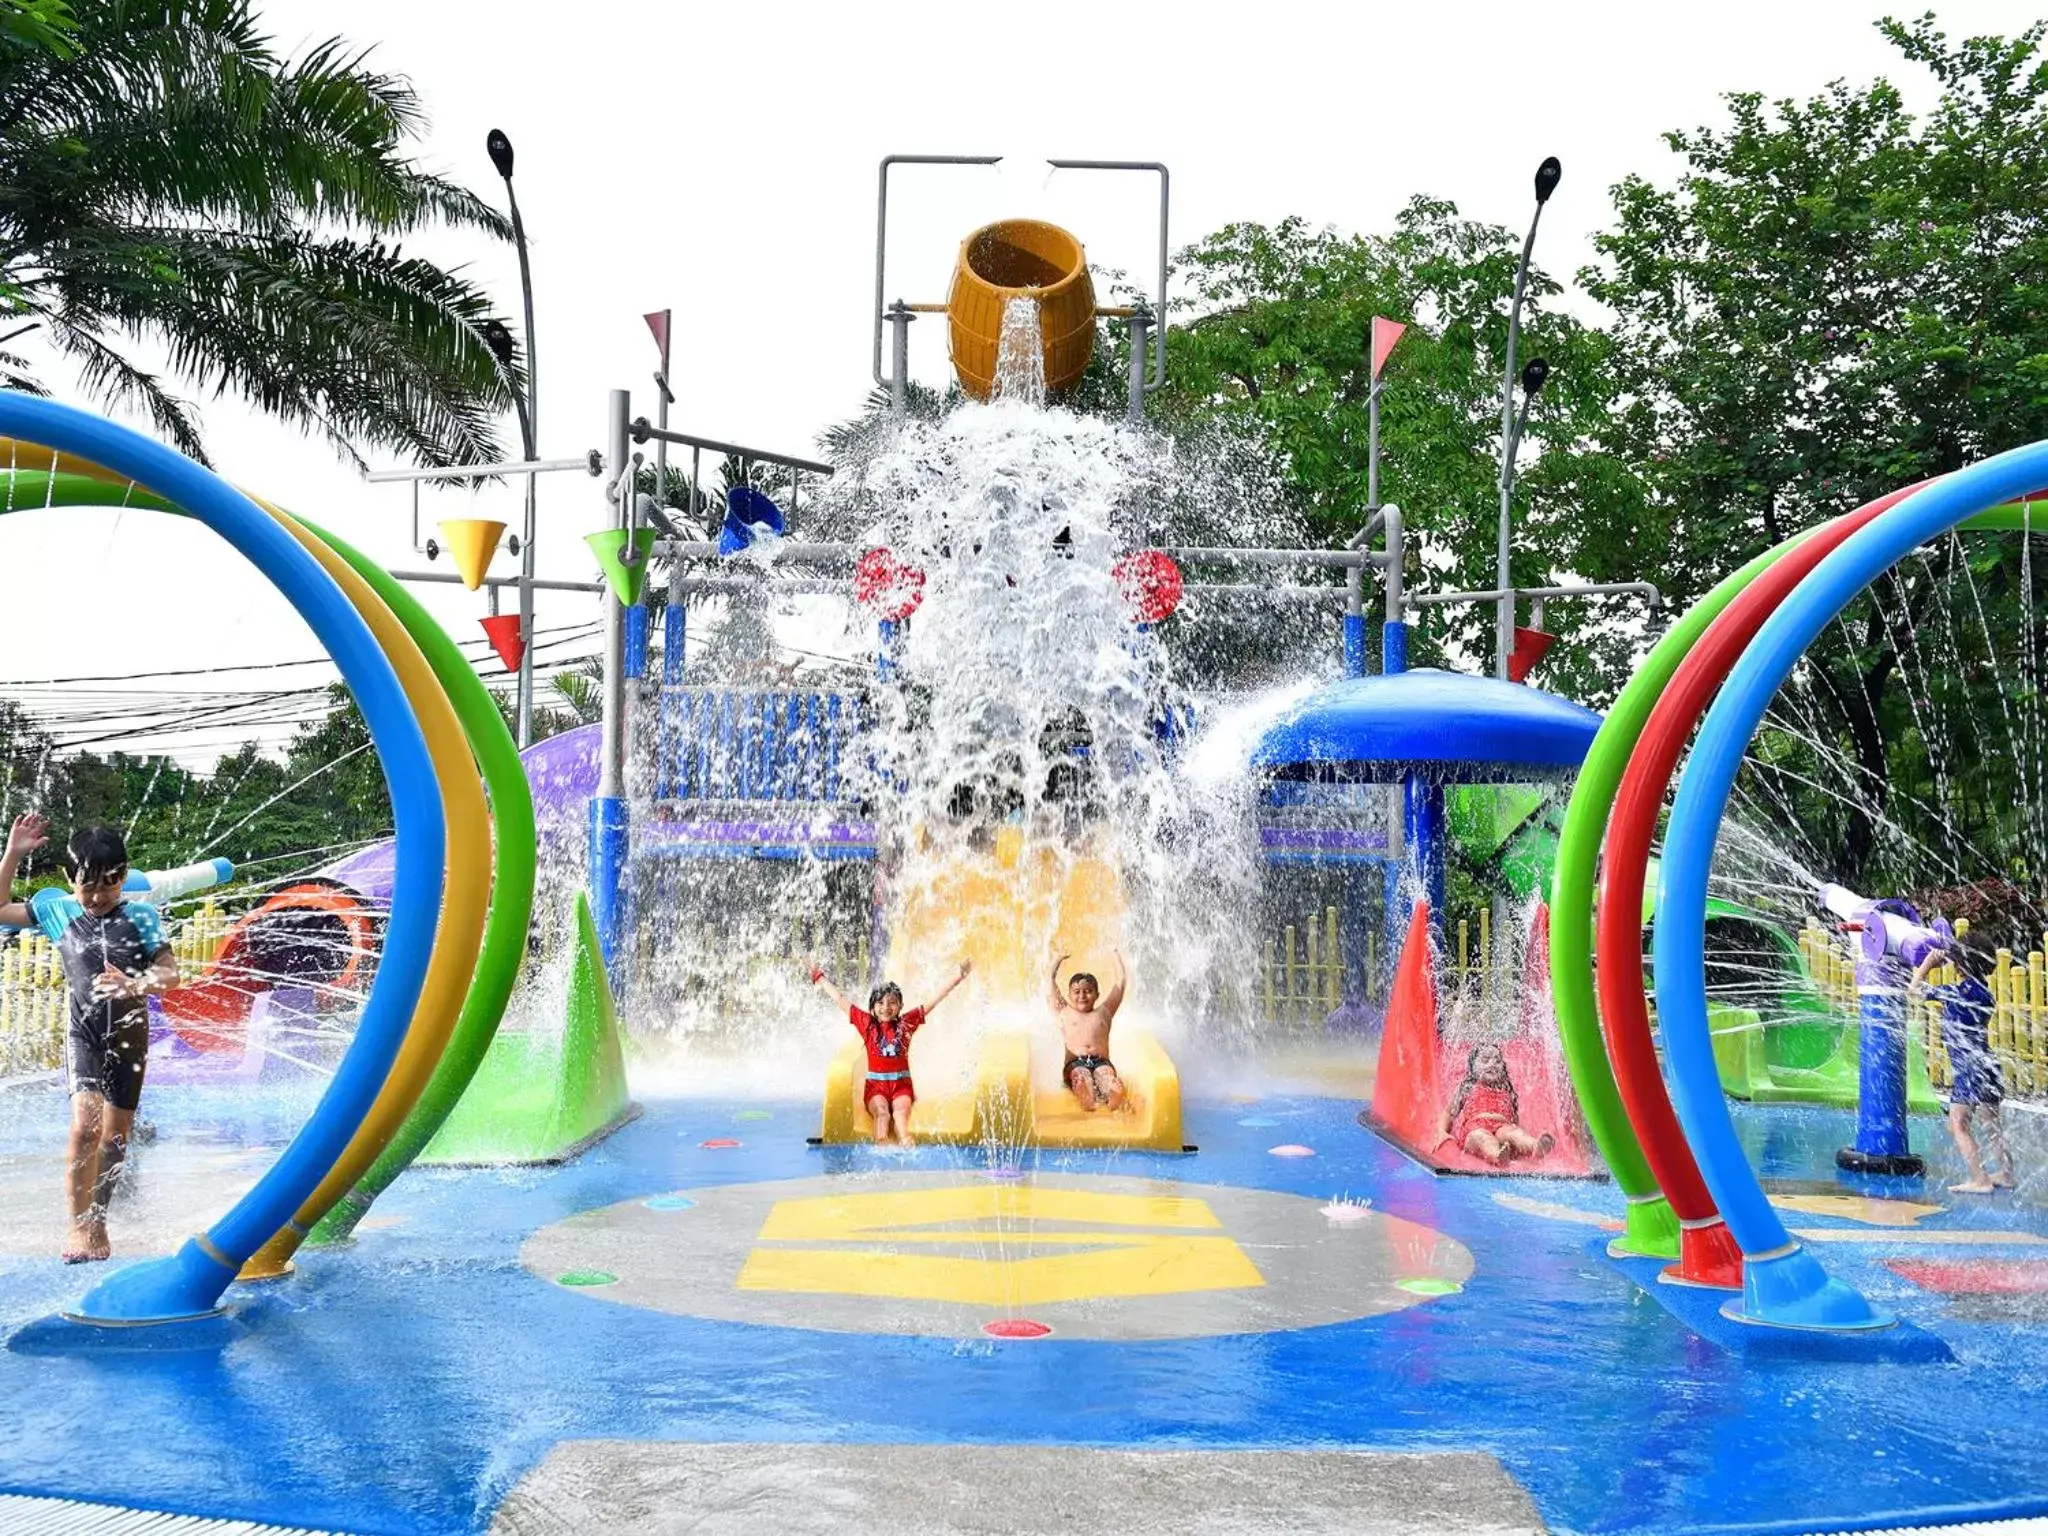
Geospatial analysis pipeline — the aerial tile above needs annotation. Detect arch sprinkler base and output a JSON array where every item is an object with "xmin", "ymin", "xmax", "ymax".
[{"xmin": 1724, "ymin": 1248, "xmax": 1895, "ymax": 1333}]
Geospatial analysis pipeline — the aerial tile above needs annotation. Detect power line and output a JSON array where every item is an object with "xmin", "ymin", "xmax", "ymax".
[{"xmin": 0, "ymin": 621, "xmax": 602, "ymax": 687}]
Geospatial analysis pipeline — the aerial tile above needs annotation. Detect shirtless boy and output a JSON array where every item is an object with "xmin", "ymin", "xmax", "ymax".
[{"xmin": 1050, "ymin": 947, "xmax": 1127, "ymax": 1111}]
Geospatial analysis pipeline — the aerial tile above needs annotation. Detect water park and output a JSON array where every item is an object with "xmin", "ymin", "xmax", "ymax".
[{"xmin": 4, "ymin": 11, "xmax": 2048, "ymax": 1532}]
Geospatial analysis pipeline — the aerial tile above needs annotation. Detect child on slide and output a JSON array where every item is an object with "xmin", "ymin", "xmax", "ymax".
[
  {"xmin": 1050, "ymin": 947, "xmax": 1127, "ymax": 1111},
  {"xmin": 1438, "ymin": 1043, "xmax": 1554, "ymax": 1167},
  {"xmin": 1914, "ymin": 934, "xmax": 2016, "ymax": 1194},
  {"xmin": 809, "ymin": 958, "xmax": 971, "ymax": 1148}
]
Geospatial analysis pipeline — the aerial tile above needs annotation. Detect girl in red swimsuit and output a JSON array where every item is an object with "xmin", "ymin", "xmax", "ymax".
[
  {"xmin": 1438, "ymin": 1043, "xmax": 1555, "ymax": 1167},
  {"xmin": 809, "ymin": 958, "xmax": 971, "ymax": 1147}
]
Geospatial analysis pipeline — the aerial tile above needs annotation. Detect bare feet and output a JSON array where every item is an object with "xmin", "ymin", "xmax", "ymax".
[
  {"xmin": 1949, "ymin": 1179, "xmax": 1995, "ymax": 1194},
  {"xmin": 1992, "ymin": 1172, "xmax": 2017, "ymax": 1189},
  {"xmin": 895, "ymin": 1131, "xmax": 917, "ymax": 1150},
  {"xmin": 62, "ymin": 1219, "xmax": 110, "ymax": 1263},
  {"xmin": 1535, "ymin": 1133, "xmax": 1555, "ymax": 1158}
]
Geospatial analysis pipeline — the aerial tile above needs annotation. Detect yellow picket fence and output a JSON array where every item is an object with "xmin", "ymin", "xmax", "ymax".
[
  {"xmin": 1799, "ymin": 918, "xmax": 2048, "ymax": 1102},
  {"xmin": 0, "ymin": 902, "xmax": 228, "ymax": 1075}
]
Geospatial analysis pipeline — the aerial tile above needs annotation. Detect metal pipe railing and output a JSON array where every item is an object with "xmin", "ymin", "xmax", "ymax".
[
  {"xmin": 1045, "ymin": 159, "xmax": 1170, "ymax": 393},
  {"xmin": 365, "ymin": 455, "xmax": 600, "ymax": 484},
  {"xmin": 629, "ymin": 420, "xmax": 834, "ymax": 478}
]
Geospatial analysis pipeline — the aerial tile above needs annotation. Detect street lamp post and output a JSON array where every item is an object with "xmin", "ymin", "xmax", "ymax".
[
  {"xmin": 1495, "ymin": 155, "xmax": 1560, "ymax": 679},
  {"xmin": 489, "ymin": 128, "xmax": 542, "ymax": 746}
]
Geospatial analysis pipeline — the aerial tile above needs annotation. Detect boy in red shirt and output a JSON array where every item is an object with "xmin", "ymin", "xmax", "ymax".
[{"xmin": 809, "ymin": 958, "xmax": 971, "ymax": 1147}]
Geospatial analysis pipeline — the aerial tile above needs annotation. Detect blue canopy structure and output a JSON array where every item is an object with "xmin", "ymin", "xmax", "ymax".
[{"xmin": 1253, "ymin": 669, "xmax": 1601, "ymax": 783}]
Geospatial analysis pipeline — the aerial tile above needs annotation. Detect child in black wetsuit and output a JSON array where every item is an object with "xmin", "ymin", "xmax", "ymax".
[
  {"xmin": 1915, "ymin": 934, "xmax": 2016, "ymax": 1195},
  {"xmin": 0, "ymin": 817, "xmax": 179, "ymax": 1261}
]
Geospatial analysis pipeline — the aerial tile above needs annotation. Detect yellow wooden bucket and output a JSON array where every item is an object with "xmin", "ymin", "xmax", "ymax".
[{"xmin": 946, "ymin": 219, "xmax": 1097, "ymax": 399}]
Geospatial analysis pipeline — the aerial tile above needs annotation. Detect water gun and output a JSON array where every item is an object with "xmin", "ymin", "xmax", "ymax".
[
  {"xmin": 1816, "ymin": 883, "xmax": 1953, "ymax": 969},
  {"xmin": 3, "ymin": 856, "xmax": 234, "ymax": 934}
]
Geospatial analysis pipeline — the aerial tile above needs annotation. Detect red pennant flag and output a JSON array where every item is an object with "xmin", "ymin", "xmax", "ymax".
[
  {"xmin": 643, "ymin": 309, "xmax": 672, "ymax": 373},
  {"xmin": 480, "ymin": 614, "xmax": 526, "ymax": 674},
  {"xmin": 1369, "ymin": 316, "xmax": 1408, "ymax": 382}
]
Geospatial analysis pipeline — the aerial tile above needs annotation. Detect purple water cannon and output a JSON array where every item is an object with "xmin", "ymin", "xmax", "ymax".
[
  {"xmin": 1815, "ymin": 883, "xmax": 1931, "ymax": 1177},
  {"xmin": 1817, "ymin": 884, "xmax": 1953, "ymax": 972}
]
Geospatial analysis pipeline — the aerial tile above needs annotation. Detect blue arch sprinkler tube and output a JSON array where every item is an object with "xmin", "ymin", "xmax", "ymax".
[
  {"xmin": 0, "ymin": 395, "xmax": 447, "ymax": 1326},
  {"xmin": 1654, "ymin": 438, "xmax": 2048, "ymax": 1331}
]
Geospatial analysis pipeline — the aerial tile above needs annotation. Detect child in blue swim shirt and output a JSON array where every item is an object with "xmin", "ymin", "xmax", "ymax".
[
  {"xmin": 0, "ymin": 815, "xmax": 179, "ymax": 1261},
  {"xmin": 1915, "ymin": 933, "xmax": 2015, "ymax": 1195}
]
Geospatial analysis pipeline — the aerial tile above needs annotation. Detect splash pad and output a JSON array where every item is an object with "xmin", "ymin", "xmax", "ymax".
[{"xmin": 0, "ymin": 151, "xmax": 2045, "ymax": 1536}]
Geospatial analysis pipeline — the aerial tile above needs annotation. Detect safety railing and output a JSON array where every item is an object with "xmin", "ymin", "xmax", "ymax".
[
  {"xmin": 1446, "ymin": 908, "xmax": 1524, "ymax": 1009},
  {"xmin": 654, "ymin": 687, "xmax": 868, "ymax": 805},
  {"xmin": 1260, "ymin": 907, "xmax": 1372, "ymax": 1027},
  {"xmin": 0, "ymin": 903, "xmax": 228, "ymax": 1074}
]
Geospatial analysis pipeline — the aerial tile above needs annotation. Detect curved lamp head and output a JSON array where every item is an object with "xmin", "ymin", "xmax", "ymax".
[
  {"xmin": 480, "ymin": 318, "xmax": 517, "ymax": 371},
  {"xmin": 487, "ymin": 129, "xmax": 515, "ymax": 180},
  {"xmin": 1534, "ymin": 157, "xmax": 1561, "ymax": 205},
  {"xmin": 1520, "ymin": 357, "xmax": 1550, "ymax": 398}
]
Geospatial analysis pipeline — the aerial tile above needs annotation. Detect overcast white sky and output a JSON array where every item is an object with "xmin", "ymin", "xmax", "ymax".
[{"xmin": 1, "ymin": 0, "xmax": 2040, "ymax": 768}]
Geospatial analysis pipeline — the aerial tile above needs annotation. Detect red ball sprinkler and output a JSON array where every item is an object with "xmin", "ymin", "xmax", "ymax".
[
  {"xmin": 1113, "ymin": 549, "xmax": 1184, "ymax": 624},
  {"xmin": 853, "ymin": 547, "xmax": 925, "ymax": 622}
]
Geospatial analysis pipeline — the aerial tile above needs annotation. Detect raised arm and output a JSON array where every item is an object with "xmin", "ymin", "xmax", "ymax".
[
  {"xmin": 923, "ymin": 958, "xmax": 973, "ymax": 1015},
  {"xmin": 1048, "ymin": 950, "xmax": 1071, "ymax": 1011},
  {"xmin": 807, "ymin": 959, "xmax": 854, "ymax": 1016},
  {"xmin": 0, "ymin": 814, "xmax": 49, "ymax": 929},
  {"xmin": 1099, "ymin": 948, "xmax": 1128, "ymax": 1021}
]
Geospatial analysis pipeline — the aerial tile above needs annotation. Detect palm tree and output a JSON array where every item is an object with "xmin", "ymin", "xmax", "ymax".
[{"xmin": 0, "ymin": 0, "xmax": 518, "ymax": 467}]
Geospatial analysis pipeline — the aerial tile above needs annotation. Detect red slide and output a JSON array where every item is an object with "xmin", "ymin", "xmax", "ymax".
[
  {"xmin": 1366, "ymin": 900, "xmax": 1596, "ymax": 1178},
  {"xmin": 159, "ymin": 881, "xmax": 380, "ymax": 1051}
]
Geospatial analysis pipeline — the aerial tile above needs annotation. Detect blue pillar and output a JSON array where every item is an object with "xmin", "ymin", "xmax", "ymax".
[
  {"xmin": 1343, "ymin": 613, "xmax": 1367, "ymax": 678},
  {"xmin": 1838, "ymin": 955, "xmax": 1925, "ymax": 1176},
  {"xmin": 1403, "ymin": 770, "xmax": 1445, "ymax": 936},
  {"xmin": 876, "ymin": 618, "xmax": 900, "ymax": 682},
  {"xmin": 588, "ymin": 795, "xmax": 630, "ymax": 965},
  {"xmin": 1382, "ymin": 618, "xmax": 1409, "ymax": 676},
  {"xmin": 662, "ymin": 598, "xmax": 687, "ymax": 685},
  {"xmin": 624, "ymin": 604, "xmax": 649, "ymax": 680}
]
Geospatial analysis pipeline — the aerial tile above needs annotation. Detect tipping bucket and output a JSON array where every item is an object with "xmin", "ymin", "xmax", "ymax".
[{"xmin": 946, "ymin": 219, "xmax": 1097, "ymax": 400}]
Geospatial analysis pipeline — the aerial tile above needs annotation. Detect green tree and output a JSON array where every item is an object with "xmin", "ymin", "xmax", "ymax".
[
  {"xmin": 0, "ymin": 0, "xmax": 518, "ymax": 466},
  {"xmin": 1155, "ymin": 200, "xmax": 1648, "ymax": 700},
  {"xmin": 1584, "ymin": 14, "xmax": 2048, "ymax": 886}
]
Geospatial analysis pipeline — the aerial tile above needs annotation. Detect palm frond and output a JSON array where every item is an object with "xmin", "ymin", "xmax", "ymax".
[{"xmin": 51, "ymin": 320, "xmax": 206, "ymax": 460}]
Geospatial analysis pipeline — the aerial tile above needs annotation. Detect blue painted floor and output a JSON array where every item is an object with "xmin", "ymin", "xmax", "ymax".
[{"xmin": 0, "ymin": 1081, "xmax": 2044, "ymax": 1536}]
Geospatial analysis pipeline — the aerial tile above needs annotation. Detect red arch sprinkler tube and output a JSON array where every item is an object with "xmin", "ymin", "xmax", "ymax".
[{"xmin": 1594, "ymin": 485, "xmax": 1919, "ymax": 1290}]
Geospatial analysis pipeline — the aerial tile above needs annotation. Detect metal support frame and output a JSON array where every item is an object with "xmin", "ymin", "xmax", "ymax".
[
  {"xmin": 1403, "ymin": 579, "xmax": 1662, "ymax": 612},
  {"xmin": 391, "ymin": 570, "xmax": 605, "ymax": 594},
  {"xmin": 871, "ymin": 154, "xmax": 1169, "ymax": 415},
  {"xmin": 365, "ymin": 456, "xmax": 600, "ymax": 485},
  {"xmin": 630, "ymin": 421, "xmax": 833, "ymax": 479},
  {"xmin": 1046, "ymin": 159, "xmax": 1170, "ymax": 393},
  {"xmin": 873, "ymin": 154, "xmax": 1003, "ymax": 402},
  {"xmin": 591, "ymin": 389, "xmax": 633, "ymax": 965}
]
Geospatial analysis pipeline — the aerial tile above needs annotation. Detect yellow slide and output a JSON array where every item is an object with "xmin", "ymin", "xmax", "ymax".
[{"xmin": 817, "ymin": 841, "xmax": 1183, "ymax": 1151}]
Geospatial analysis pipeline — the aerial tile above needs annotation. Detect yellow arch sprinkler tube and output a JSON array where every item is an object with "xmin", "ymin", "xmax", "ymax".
[
  {"xmin": 238, "ymin": 499, "xmax": 491, "ymax": 1280},
  {"xmin": 0, "ymin": 402, "xmax": 450, "ymax": 1326}
]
